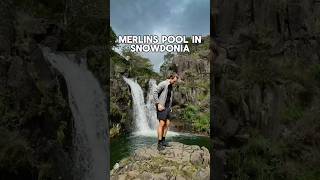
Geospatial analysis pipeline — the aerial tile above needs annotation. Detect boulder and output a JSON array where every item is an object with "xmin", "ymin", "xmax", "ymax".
[{"xmin": 111, "ymin": 142, "xmax": 210, "ymax": 180}]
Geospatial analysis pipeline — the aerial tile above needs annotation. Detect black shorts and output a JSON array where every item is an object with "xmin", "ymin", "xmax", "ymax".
[{"xmin": 157, "ymin": 107, "xmax": 171, "ymax": 120}]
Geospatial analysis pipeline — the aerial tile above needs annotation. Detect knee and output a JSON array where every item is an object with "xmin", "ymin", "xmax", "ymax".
[{"xmin": 159, "ymin": 121, "xmax": 165, "ymax": 127}]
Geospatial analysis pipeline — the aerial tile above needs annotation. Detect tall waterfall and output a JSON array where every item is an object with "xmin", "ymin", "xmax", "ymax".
[
  {"xmin": 146, "ymin": 79, "xmax": 158, "ymax": 129},
  {"xmin": 123, "ymin": 77, "xmax": 178, "ymax": 137},
  {"xmin": 123, "ymin": 77, "xmax": 154, "ymax": 132},
  {"xmin": 41, "ymin": 47, "xmax": 108, "ymax": 180}
]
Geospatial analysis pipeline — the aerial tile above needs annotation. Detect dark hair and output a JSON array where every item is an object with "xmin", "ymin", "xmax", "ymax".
[{"xmin": 167, "ymin": 73, "xmax": 178, "ymax": 79}]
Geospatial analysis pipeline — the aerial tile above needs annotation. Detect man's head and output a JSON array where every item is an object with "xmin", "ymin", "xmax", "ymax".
[{"xmin": 167, "ymin": 73, "xmax": 178, "ymax": 84}]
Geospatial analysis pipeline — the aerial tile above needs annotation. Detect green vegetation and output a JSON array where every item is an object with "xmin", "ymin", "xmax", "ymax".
[
  {"xmin": 121, "ymin": 47, "xmax": 159, "ymax": 79},
  {"xmin": 180, "ymin": 36, "xmax": 210, "ymax": 58},
  {"xmin": 217, "ymin": 25, "xmax": 320, "ymax": 179},
  {"xmin": 227, "ymin": 131, "xmax": 320, "ymax": 180},
  {"xmin": 181, "ymin": 105, "xmax": 210, "ymax": 133},
  {"xmin": 160, "ymin": 53, "xmax": 175, "ymax": 74}
]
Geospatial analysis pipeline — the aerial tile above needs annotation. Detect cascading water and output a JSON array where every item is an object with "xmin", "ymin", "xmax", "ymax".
[
  {"xmin": 123, "ymin": 77, "xmax": 179, "ymax": 137},
  {"xmin": 123, "ymin": 77, "xmax": 151, "ymax": 132},
  {"xmin": 146, "ymin": 79, "xmax": 158, "ymax": 129},
  {"xmin": 41, "ymin": 47, "xmax": 108, "ymax": 180}
]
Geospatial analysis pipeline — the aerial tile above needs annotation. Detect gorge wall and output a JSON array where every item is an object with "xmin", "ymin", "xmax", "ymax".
[
  {"xmin": 160, "ymin": 36, "xmax": 210, "ymax": 134},
  {"xmin": 0, "ymin": 0, "xmax": 108, "ymax": 179},
  {"xmin": 212, "ymin": 0, "xmax": 320, "ymax": 179}
]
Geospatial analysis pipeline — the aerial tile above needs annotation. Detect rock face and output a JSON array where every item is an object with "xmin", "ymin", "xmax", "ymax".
[
  {"xmin": 213, "ymin": 0, "xmax": 320, "ymax": 143},
  {"xmin": 212, "ymin": 0, "xmax": 320, "ymax": 179},
  {"xmin": 160, "ymin": 37, "xmax": 210, "ymax": 134},
  {"xmin": 0, "ymin": 0, "xmax": 109, "ymax": 179},
  {"xmin": 111, "ymin": 142, "xmax": 210, "ymax": 180}
]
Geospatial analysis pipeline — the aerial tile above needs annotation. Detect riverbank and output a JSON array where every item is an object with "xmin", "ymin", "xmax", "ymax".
[{"xmin": 111, "ymin": 142, "xmax": 210, "ymax": 180}]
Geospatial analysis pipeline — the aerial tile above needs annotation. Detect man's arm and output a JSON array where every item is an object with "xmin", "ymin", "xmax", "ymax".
[{"xmin": 153, "ymin": 81, "xmax": 165, "ymax": 105}]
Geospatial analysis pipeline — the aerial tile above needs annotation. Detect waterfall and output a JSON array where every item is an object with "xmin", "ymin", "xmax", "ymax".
[
  {"xmin": 146, "ymin": 79, "xmax": 158, "ymax": 129},
  {"xmin": 41, "ymin": 47, "xmax": 108, "ymax": 180},
  {"xmin": 123, "ymin": 77, "xmax": 151, "ymax": 132},
  {"xmin": 123, "ymin": 77, "xmax": 179, "ymax": 137}
]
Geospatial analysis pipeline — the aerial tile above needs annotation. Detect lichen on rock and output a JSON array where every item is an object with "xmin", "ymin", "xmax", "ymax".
[{"xmin": 111, "ymin": 142, "xmax": 210, "ymax": 180}]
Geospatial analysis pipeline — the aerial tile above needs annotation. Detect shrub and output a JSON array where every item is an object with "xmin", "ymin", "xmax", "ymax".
[
  {"xmin": 182, "ymin": 105, "xmax": 199, "ymax": 122},
  {"xmin": 181, "ymin": 105, "xmax": 209, "ymax": 133},
  {"xmin": 193, "ymin": 113, "xmax": 210, "ymax": 133}
]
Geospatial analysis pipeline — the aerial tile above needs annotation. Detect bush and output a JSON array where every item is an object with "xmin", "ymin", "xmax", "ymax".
[
  {"xmin": 181, "ymin": 105, "xmax": 209, "ymax": 133},
  {"xmin": 193, "ymin": 113, "xmax": 210, "ymax": 133},
  {"xmin": 182, "ymin": 105, "xmax": 199, "ymax": 122}
]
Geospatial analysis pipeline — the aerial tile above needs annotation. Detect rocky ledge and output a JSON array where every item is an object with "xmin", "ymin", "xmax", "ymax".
[{"xmin": 111, "ymin": 142, "xmax": 210, "ymax": 180}]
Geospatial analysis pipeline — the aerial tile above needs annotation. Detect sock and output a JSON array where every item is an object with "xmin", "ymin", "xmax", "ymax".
[
  {"xmin": 162, "ymin": 137, "xmax": 165, "ymax": 141},
  {"xmin": 158, "ymin": 138, "xmax": 162, "ymax": 144}
]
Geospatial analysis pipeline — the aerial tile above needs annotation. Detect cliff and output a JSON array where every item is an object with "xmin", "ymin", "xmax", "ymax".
[
  {"xmin": 0, "ymin": 0, "xmax": 108, "ymax": 179},
  {"xmin": 160, "ymin": 36, "xmax": 210, "ymax": 135},
  {"xmin": 111, "ymin": 142, "xmax": 210, "ymax": 180},
  {"xmin": 212, "ymin": 0, "xmax": 320, "ymax": 179}
]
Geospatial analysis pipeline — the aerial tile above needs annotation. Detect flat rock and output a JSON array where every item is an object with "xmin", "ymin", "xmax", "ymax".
[{"xmin": 111, "ymin": 142, "xmax": 210, "ymax": 180}]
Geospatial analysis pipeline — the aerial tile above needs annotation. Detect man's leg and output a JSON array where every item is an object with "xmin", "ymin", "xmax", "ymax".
[
  {"xmin": 158, "ymin": 120, "xmax": 165, "ymax": 140},
  {"xmin": 161, "ymin": 119, "xmax": 171, "ymax": 147},
  {"xmin": 157, "ymin": 120, "xmax": 166, "ymax": 150},
  {"xmin": 163, "ymin": 119, "xmax": 170, "ymax": 137}
]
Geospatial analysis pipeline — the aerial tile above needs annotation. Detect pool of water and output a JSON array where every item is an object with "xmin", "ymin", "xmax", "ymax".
[{"xmin": 110, "ymin": 131, "xmax": 211, "ymax": 169}]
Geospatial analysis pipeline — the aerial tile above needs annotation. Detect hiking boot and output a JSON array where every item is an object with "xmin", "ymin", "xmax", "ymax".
[
  {"xmin": 162, "ymin": 140, "xmax": 171, "ymax": 147},
  {"xmin": 157, "ymin": 143, "xmax": 165, "ymax": 151}
]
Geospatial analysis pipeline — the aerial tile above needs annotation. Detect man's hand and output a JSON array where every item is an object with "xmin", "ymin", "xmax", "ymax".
[{"xmin": 157, "ymin": 104, "xmax": 165, "ymax": 111}]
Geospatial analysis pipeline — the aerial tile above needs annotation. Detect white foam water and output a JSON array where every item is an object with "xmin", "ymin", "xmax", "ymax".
[
  {"xmin": 146, "ymin": 79, "xmax": 158, "ymax": 129},
  {"xmin": 123, "ymin": 77, "xmax": 151, "ymax": 132},
  {"xmin": 42, "ymin": 47, "xmax": 108, "ymax": 180},
  {"xmin": 123, "ymin": 77, "xmax": 179, "ymax": 137}
]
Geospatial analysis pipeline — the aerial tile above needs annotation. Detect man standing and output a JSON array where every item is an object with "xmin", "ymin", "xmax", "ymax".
[{"xmin": 153, "ymin": 73, "xmax": 178, "ymax": 151}]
